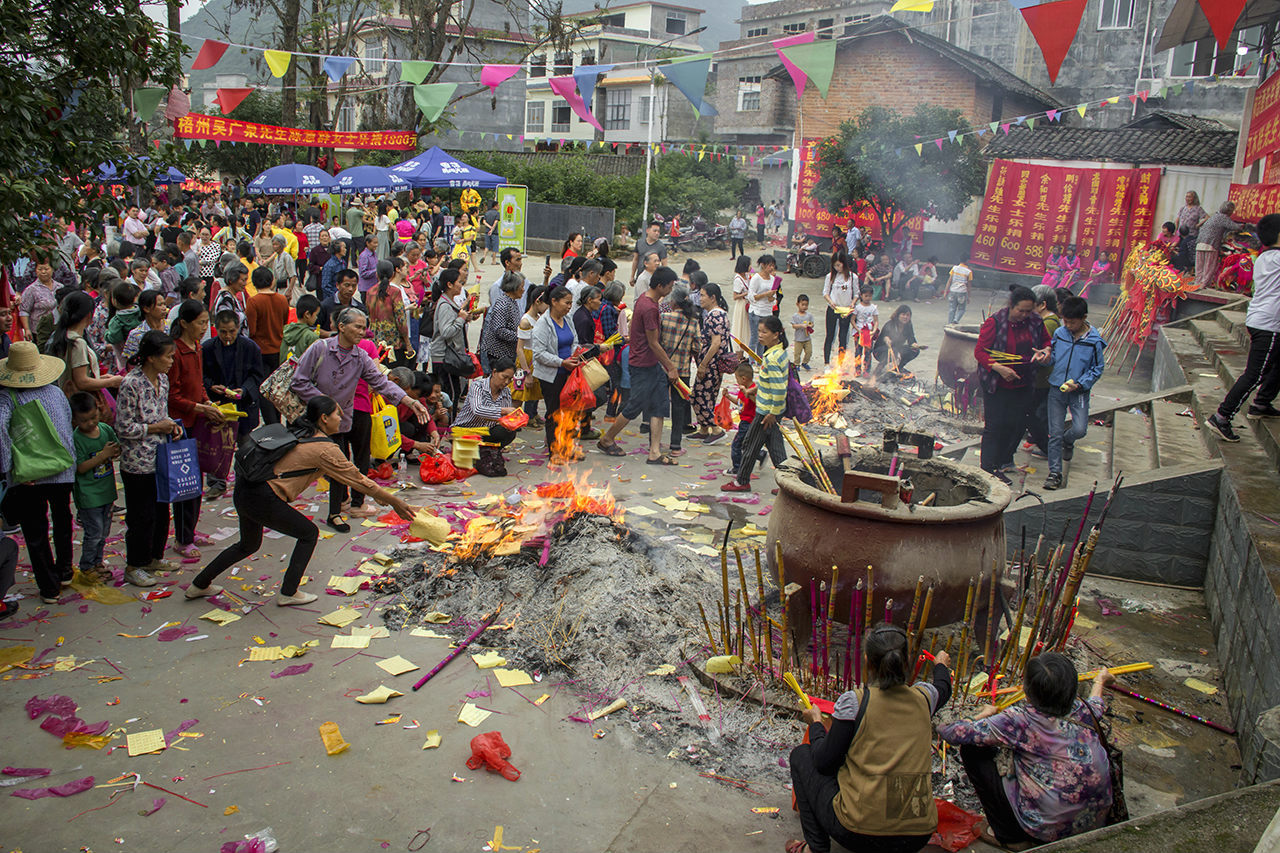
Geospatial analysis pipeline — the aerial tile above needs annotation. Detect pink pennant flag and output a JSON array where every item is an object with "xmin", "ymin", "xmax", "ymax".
[
  {"xmin": 1001, "ymin": 123, "xmax": 1010, "ymax": 134},
  {"xmin": 1046, "ymin": 109, "xmax": 1060, "ymax": 122},
  {"xmin": 935, "ymin": 138, "xmax": 944, "ymax": 150},
  {"xmin": 548, "ymin": 75, "xmax": 602, "ymax": 131},
  {"xmin": 1128, "ymin": 94, "xmax": 1138, "ymax": 105},
  {"xmin": 1138, "ymin": 90, "xmax": 1149, "ymax": 102},
  {"xmin": 773, "ymin": 32, "xmax": 816, "ymax": 99},
  {"xmin": 480, "ymin": 64, "xmax": 520, "ymax": 94}
]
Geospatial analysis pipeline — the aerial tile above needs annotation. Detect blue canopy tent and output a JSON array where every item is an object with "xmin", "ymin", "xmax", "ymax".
[
  {"xmin": 245, "ymin": 164, "xmax": 336, "ymax": 195},
  {"xmin": 333, "ymin": 165, "xmax": 410, "ymax": 195},
  {"xmin": 95, "ymin": 160, "xmax": 187, "ymax": 186},
  {"xmin": 388, "ymin": 146, "xmax": 506, "ymax": 189}
]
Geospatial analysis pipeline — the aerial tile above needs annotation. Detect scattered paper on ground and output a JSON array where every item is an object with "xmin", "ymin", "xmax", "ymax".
[
  {"xmin": 422, "ymin": 730, "xmax": 441, "ymax": 749},
  {"xmin": 409, "ymin": 627, "xmax": 449, "ymax": 639},
  {"xmin": 327, "ymin": 576, "xmax": 363, "ymax": 596},
  {"xmin": 318, "ymin": 608, "xmax": 360, "ymax": 628},
  {"xmin": 422, "ymin": 611, "xmax": 451, "ymax": 623},
  {"xmin": 249, "ymin": 646, "xmax": 285, "ymax": 662},
  {"xmin": 647, "ymin": 664, "xmax": 676, "ymax": 676},
  {"xmin": 1184, "ymin": 677, "xmax": 1219, "ymax": 695},
  {"xmin": 126, "ymin": 730, "xmax": 167, "ymax": 757},
  {"xmin": 200, "ymin": 609, "xmax": 241, "ymax": 626},
  {"xmin": 351, "ymin": 625, "xmax": 390, "ymax": 639},
  {"xmin": 331, "ymin": 635, "xmax": 372, "ymax": 650},
  {"xmin": 355, "ymin": 685, "xmax": 404, "ymax": 704},
  {"xmin": 493, "ymin": 668, "xmax": 533, "ymax": 688},
  {"xmin": 376, "ymin": 655, "xmax": 420, "ymax": 676},
  {"xmin": 457, "ymin": 702, "xmax": 492, "ymax": 727},
  {"xmin": 472, "ymin": 651, "xmax": 507, "ymax": 669}
]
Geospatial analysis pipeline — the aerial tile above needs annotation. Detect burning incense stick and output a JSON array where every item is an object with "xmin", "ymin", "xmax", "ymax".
[
  {"xmin": 412, "ymin": 604, "xmax": 503, "ymax": 691},
  {"xmin": 698, "ymin": 602, "xmax": 718, "ymax": 655},
  {"xmin": 1106, "ymin": 683, "xmax": 1235, "ymax": 734}
]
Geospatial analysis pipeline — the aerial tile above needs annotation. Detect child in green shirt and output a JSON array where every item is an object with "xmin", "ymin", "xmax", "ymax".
[{"xmin": 70, "ymin": 392, "xmax": 120, "ymax": 577}]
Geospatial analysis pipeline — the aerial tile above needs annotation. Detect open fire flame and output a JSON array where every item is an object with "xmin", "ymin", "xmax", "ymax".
[{"xmin": 551, "ymin": 408, "xmax": 582, "ymax": 462}]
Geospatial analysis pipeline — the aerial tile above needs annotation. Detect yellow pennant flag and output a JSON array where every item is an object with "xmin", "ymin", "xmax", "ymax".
[
  {"xmin": 264, "ymin": 50, "xmax": 292, "ymax": 78},
  {"xmin": 698, "ymin": 148, "xmax": 705, "ymax": 161},
  {"xmin": 914, "ymin": 143, "xmax": 923, "ymax": 156},
  {"xmin": 890, "ymin": 0, "xmax": 935, "ymax": 9},
  {"xmin": 1076, "ymin": 103, "xmax": 1087, "ymax": 117},
  {"xmin": 1107, "ymin": 96, "xmax": 1121, "ymax": 104}
]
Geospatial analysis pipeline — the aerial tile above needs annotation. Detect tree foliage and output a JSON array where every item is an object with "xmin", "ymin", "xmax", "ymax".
[
  {"xmin": 0, "ymin": 0, "xmax": 182, "ymax": 262},
  {"xmin": 186, "ymin": 91, "xmax": 313, "ymax": 180},
  {"xmin": 809, "ymin": 105, "xmax": 988, "ymax": 245}
]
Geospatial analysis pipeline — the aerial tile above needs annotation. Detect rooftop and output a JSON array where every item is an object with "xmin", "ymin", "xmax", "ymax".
[
  {"xmin": 566, "ymin": 0, "xmax": 706, "ymax": 18},
  {"xmin": 981, "ymin": 123, "xmax": 1238, "ymax": 168}
]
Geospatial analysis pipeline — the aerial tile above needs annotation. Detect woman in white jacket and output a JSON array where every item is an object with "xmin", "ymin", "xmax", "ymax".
[
  {"xmin": 529, "ymin": 285, "xmax": 581, "ymax": 463},
  {"xmin": 428, "ymin": 268, "xmax": 474, "ymax": 416}
]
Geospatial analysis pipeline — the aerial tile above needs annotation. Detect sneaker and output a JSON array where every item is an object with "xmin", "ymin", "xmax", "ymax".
[
  {"xmin": 1063, "ymin": 444, "xmax": 1074, "ymax": 461},
  {"xmin": 0, "ymin": 518, "xmax": 19, "ymax": 536},
  {"xmin": 702, "ymin": 431, "xmax": 727, "ymax": 445},
  {"xmin": 579, "ymin": 427, "xmax": 601, "ymax": 441},
  {"xmin": 147, "ymin": 558, "xmax": 178, "ymax": 573},
  {"xmin": 1206, "ymin": 414, "xmax": 1240, "ymax": 442},
  {"xmin": 683, "ymin": 424, "xmax": 697, "ymax": 435},
  {"xmin": 0, "ymin": 600, "xmax": 18, "ymax": 620},
  {"xmin": 639, "ymin": 423, "xmax": 650, "ymax": 434},
  {"xmin": 802, "ymin": 363, "xmax": 812, "ymax": 370},
  {"xmin": 991, "ymin": 471, "xmax": 1012, "ymax": 485},
  {"xmin": 1027, "ymin": 447, "xmax": 1047, "ymax": 459},
  {"xmin": 184, "ymin": 583, "xmax": 223, "ymax": 600},
  {"xmin": 277, "ymin": 591, "xmax": 319, "ymax": 606},
  {"xmin": 204, "ymin": 484, "xmax": 227, "ymax": 501},
  {"xmin": 1247, "ymin": 404, "xmax": 1280, "ymax": 420},
  {"xmin": 1043, "ymin": 472, "xmax": 1063, "ymax": 490},
  {"xmin": 40, "ymin": 595, "xmax": 59, "ymax": 605},
  {"xmin": 125, "ymin": 567, "xmax": 158, "ymax": 587}
]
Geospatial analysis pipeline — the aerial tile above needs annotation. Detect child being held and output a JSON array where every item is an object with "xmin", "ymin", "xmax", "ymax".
[
  {"xmin": 852, "ymin": 286, "xmax": 879, "ymax": 376},
  {"xmin": 791, "ymin": 294, "xmax": 815, "ymax": 370},
  {"xmin": 70, "ymin": 392, "xmax": 121, "ymax": 580}
]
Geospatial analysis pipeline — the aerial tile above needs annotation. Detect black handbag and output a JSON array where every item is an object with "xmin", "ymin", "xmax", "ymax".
[{"xmin": 1083, "ymin": 701, "xmax": 1129, "ymax": 825}]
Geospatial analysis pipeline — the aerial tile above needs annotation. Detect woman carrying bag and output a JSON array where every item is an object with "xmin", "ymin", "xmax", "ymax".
[
  {"xmin": 428, "ymin": 268, "xmax": 475, "ymax": 417},
  {"xmin": 0, "ymin": 342, "xmax": 77, "ymax": 603},
  {"xmin": 530, "ymin": 285, "xmax": 581, "ymax": 464},
  {"xmin": 115, "ymin": 331, "xmax": 183, "ymax": 588},
  {"xmin": 187, "ymin": 396, "xmax": 419, "ymax": 606},
  {"xmin": 692, "ymin": 282, "xmax": 730, "ymax": 443}
]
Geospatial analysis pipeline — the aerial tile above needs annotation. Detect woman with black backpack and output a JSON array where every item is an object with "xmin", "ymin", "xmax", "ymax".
[{"xmin": 185, "ymin": 396, "xmax": 418, "ymax": 606}]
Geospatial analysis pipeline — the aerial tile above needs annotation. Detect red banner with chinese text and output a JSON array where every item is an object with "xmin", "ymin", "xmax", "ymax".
[
  {"xmin": 971, "ymin": 160, "xmax": 1159, "ymax": 275},
  {"xmin": 795, "ymin": 139, "xmax": 924, "ymax": 244},
  {"xmin": 1228, "ymin": 182, "xmax": 1280, "ymax": 223},
  {"xmin": 173, "ymin": 115, "xmax": 417, "ymax": 150},
  {"xmin": 1245, "ymin": 71, "xmax": 1280, "ymax": 166}
]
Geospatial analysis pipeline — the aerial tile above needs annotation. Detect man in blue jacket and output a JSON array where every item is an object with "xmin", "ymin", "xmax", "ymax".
[{"xmin": 1044, "ymin": 295, "xmax": 1106, "ymax": 490}]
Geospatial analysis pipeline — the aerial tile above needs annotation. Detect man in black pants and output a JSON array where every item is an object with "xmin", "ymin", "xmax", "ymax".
[{"xmin": 1208, "ymin": 213, "xmax": 1280, "ymax": 442}]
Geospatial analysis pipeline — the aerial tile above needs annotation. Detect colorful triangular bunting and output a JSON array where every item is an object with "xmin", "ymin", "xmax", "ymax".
[
  {"xmin": 659, "ymin": 57, "xmax": 717, "ymax": 116},
  {"xmin": 264, "ymin": 49, "xmax": 291, "ymax": 78},
  {"xmin": 192, "ymin": 39, "xmax": 229, "ymax": 71},
  {"xmin": 1016, "ymin": 0, "xmax": 1088, "ymax": 85},
  {"xmin": 778, "ymin": 39, "xmax": 836, "ymax": 98},
  {"xmin": 213, "ymin": 87, "xmax": 254, "ymax": 115},
  {"xmin": 573, "ymin": 64, "xmax": 614, "ymax": 111},
  {"xmin": 131, "ymin": 87, "xmax": 166, "ymax": 121},
  {"xmin": 772, "ymin": 32, "xmax": 816, "ymax": 99},
  {"xmin": 413, "ymin": 82, "xmax": 457, "ymax": 122},
  {"xmin": 548, "ymin": 75, "xmax": 603, "ymax": 130},
  {"xmin": 481, "ymin": 64, "xmax": 521, "ymax": 95},
  {"xmin": 400, "ymin": 61, "xmax": 435, "ymax": 85},
  {"xmin": 324, "ymin": 56, "xmax": 356, "ymax": 83},
  {"xmin": 1197, "ymin": 0, "xmax": 1246, "ymax": 49}
]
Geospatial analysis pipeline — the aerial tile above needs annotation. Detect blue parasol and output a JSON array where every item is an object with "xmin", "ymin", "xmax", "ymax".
[{"xmin": 245, "ymin": 164, "xmax": 336, "ymax": 195}]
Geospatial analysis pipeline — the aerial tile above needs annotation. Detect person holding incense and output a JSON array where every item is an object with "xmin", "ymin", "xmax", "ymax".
[
  {"xmin": 938, "ymin": 654, "xmax": 1116, "ymax": 851},
  {"xmin": 974, "ymin": 285, "xmax": 1050, "ymax": 483},
  {"xmin": 786, "ymin": 624, "xmax": 952, "ymax": 853},
  {"xmin": 186, "ymin": 395, "xmax": 418, "ymax": 606}
]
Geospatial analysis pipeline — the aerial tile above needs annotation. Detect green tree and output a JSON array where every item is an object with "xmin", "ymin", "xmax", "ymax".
[
  {"xmin": 0, "ymin": 0, "xmax": 182, "ymax": 261},
  {"xmin": 650, "ymin": 153, "xmax": 747, "ymax": 224},
  {"xmin": 809, "ymin": 104, "xmax": 987, "ymax": 245}
]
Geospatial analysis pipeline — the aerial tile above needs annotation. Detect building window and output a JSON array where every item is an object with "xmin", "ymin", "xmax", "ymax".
[
  {"xmin": 529, "ymin": 54, "xmax": 546, "ymax": 77},
  {"xmin": 1167, "ymin": 26, "xmax": 1260, "ymax": 77},
  {"xmin": 737, "ymin": 76, "xmax": 761, "ymax": 111},
  {"xmin": 581, "ymin": 50, "xmax": 596, "ymax": 66},
  {"xmin": 526, "ymin": 101, "xmax": 545, "ymax": 134},
  {"xmin": 336, "ymin": 103, "xmax": 355, "ymax": 133},
  {"xmin": 554, "ymin": 51, "xmax": 573, "ymax": 75},
  {"xmin": 363, "ymin": 40, "xmax": 384, "ymax": 74},
  {"xmin": 782, "ymin": 22, "xmax": 807, "ymax": 35},
  {"xmin": 605, "ymin": 88, "xmax": 631, "ymax": 130},
  {"xmin": 639, "ymin": 95, "xmax": 651, "ymax": 125},
  {"xmin": 601, "ymin": 12, "xmax": 625, "ymax": 27},
  {"xmin": 1098, "ymin": 0, "xmax": 1134, "ymax": 30},
  {"xmin": 817, "ymin": 18, "xmax": 834, "ymax": 39},
  {"xmin": 666, "ymin": 10, "xmax": 687, "ymax": 35},
  {"xmin": 551, "ymin": 99, "xmax": 572, "ymax": 133},
  {"xmin": 844, "ymin": 14, "xmax": 869, "ymax": 35},
  {"xmin": 746, "ymin": 26, "xmax": 768, "ymax": 38}
]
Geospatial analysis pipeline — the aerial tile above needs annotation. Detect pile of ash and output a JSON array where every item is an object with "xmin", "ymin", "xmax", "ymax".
[{"xmin": 375, "ymin": 513, "xmax": 801, "ymax": 788}]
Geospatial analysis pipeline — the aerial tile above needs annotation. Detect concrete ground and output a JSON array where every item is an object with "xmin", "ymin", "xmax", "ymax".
[{"xmin": 0, "ymin": 250, "xmax": 1235, "ymax": 853}]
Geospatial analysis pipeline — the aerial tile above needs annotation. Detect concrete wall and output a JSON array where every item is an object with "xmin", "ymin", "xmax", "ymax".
[
  {"xmin": 1002, "ymin": 464, "xmax": 1221, "ymax": 588},
  {"xmin": 1205, "ymin": 475, "xmax": 1280, "ymax": 782}
]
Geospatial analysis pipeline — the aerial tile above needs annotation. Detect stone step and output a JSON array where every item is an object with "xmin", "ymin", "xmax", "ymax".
[
  {"xmin": 1198, "ymin": 331, "xmax": 1280, "ymax": 471},
  {"xmin": 1187, "ymin": 317, "xmax": 1237, "ymax": 352},
  {"xmin": 1185, "ymin": 358, "xmax": 1280, "ymax": 472},
  {"xmin": 1109, "ymin": 407, "xmax": 1158, "ymax": 479},
  {"xmin": 1149, "ymin": 398, "xmax": 1213, "ymax": 467},
  {"xmin": 1217, "ymin": 308, "xmax": 1249, "ymax": 348}
]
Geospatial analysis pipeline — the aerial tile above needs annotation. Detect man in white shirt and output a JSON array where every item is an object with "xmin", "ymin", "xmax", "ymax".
[
  {"xmin": 747, "ymin": 254, "xmax": 779, "ymax": 352},
  {"xmin": 947, "ymin": 254, "xmax": 973, "ymax": 324},
  {"xmin": 121, "ymin": 206, "xmax": 148, "ymax": 257},
  {"xmin": 1208, "ymin": 213, "xmax": 1280, "ymax": 442},
  {"xmin": 845, "ymin": 225, "xmax": 862, "ymax": 257}
]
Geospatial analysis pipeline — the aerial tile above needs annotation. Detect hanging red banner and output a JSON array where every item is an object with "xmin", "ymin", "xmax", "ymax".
[
  {"xmin": 173, "ymin": 115, "xmax": 416, "ymax": 150},
  {"xmin": 994, "ymin": 161, "xmax": 1033, "ymax": 272},
  {"xmin": 1228, "ymin": 182, "xmax": 1280, "ymax": 223},
  {"xmin": 795, "ymin": 138, "xmax": 924, "ymax": 244},
  {"xmin": 1245, "ymin": 71, "xmax": 1280, "ymax": 166},
  {"xmin": 1125, "ymin": 168, "xmax": 1161, "ymax": 251},
  {"xmin": 971, "ymin": 159, "xmax": 1010, "ymax": 268}
]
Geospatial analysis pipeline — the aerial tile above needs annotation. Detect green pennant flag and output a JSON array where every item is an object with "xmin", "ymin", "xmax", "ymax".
[
  {"xmin": 132, "ymin": 87, "xmax": 166, "ymax": 121},
  {"xmin": 401, "ymin": 61, "xmax": 435, "ymax": 85},
  {"xmin": 1026, "ymin": 117, "xmax": 1036, "ymax": 129},
  {"xmin": 778, "ymin": 39, "xmax": 836, "ymax": 98},
  {"xmin": 413, "ymin": 82, "xmax": 457, "ymax": 122}
]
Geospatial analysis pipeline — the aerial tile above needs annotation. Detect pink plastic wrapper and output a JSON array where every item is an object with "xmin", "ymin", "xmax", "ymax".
[
  {"xmin": 164, "ymin": 719, "xmax": 199, "ymax": 746},
  {"xmin": 157, "ymin": 625, "xmax": 199, "ymax": 642},
  {"xmin": 2, "ymin": 767, "xmax": 51, "ymax": 777},
  {"xmin": 40, "ymin": 716, "xmax": 110, "ymax": 738},
  {"xmin": 25, "ymin": 694, "xmax": 77, "ymax": 720},
  {"xmin": 10, "ymin": 775, "xmax": 95, "ymax": 800},
  {"xmin": 270, "ymin": 664, "xmax": 312, "ymax": 679}
]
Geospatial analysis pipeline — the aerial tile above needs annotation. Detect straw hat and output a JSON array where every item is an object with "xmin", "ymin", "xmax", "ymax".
[{"xmin": 0, "ymin": 341, "xmax": 66, "ymax": 388}]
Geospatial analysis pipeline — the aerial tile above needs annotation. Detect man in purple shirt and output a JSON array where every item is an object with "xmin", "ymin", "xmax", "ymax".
[
  {"xmin": 291, "ymin": 307, "xmax": 429, "ymax": 531},
  {"xmin": 356, "ymin": 236, "xmax": 378, "ymax": 294},
  {"xmin": 597, "ymin": 266, "xmax": 678, "ymax": 464}
]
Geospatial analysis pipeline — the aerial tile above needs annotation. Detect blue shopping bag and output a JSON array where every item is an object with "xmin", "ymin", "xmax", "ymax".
[{"xmin": 155, "ymin": 421, "xmax": 202, "ymax": 502}]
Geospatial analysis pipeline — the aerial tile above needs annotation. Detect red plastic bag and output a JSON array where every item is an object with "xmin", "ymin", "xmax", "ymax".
[
  {"xmin": 560, "ymin": 366, "xmax": 595, "ymax": 412},
  {"xmin": 498, "ymin": 409, "xmax": 529, "ymax": 430},
  {"xmin": 930, "ymin": 799, "xmax": 983, "ymax": 852},
  {"xmin": 714, "ymin": 394, "xmax": 734, "ymax": 431},
  {"xmin": 419, "ymin": 453, "xmax": 458, "ymax": 484},
  {"xmin": 466, "ymin": 351, "xmax": 483, "ymax": 379},
  {"xmin": 466, "ymin": 731, "xmax": 521, "ymax": 781}
]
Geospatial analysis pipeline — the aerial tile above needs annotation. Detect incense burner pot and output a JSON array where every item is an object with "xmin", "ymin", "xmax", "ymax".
[
  {"xmin": 766, "ymin": 448, "xmax": 1010, "ymax": 647},
  {"xmin": 937, "ymin": 323, "xmax": 982, "ymax": 391}
]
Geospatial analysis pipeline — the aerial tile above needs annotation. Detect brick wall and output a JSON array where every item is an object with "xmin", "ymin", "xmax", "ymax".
[{"xmin": 711, "ymin": 54, "xmax": 794, "ymax": 140}]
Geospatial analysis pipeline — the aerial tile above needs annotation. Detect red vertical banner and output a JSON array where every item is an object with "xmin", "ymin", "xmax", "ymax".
[
  {"xmin": 1074, "ymin": 169, "xmax": 1108, "ymax": 258},
  {"xmin": 1048, "ymin": 169, "xmax": 1081, "ymax": 249},
  {"xmin": 971, "ymin": 160, "xmax": 1011, "ymax": 268},
  {"xmin": 1125, "ymin": 168, "xmax": 1161, "ymax": 250},
  {"xmin": 1024, "ymin": 167, "xmax": 1066, "ymax": 272},
  {"xmin": 1096, "ymin": 169, "xmax": 1134, "ymax": 260},
  {"xmin": 995, "ymin": 162, "xmax": 1033, "ymax": 271}
]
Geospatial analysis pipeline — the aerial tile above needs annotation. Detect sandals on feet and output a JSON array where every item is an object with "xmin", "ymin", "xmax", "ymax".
[
  {"xmin": 596, "ymin": 440, "xmax": 625, "ymax": 457},
  {"xmin": 646, "ymin": 454, "xmax": 677, "ymax": 465}
]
